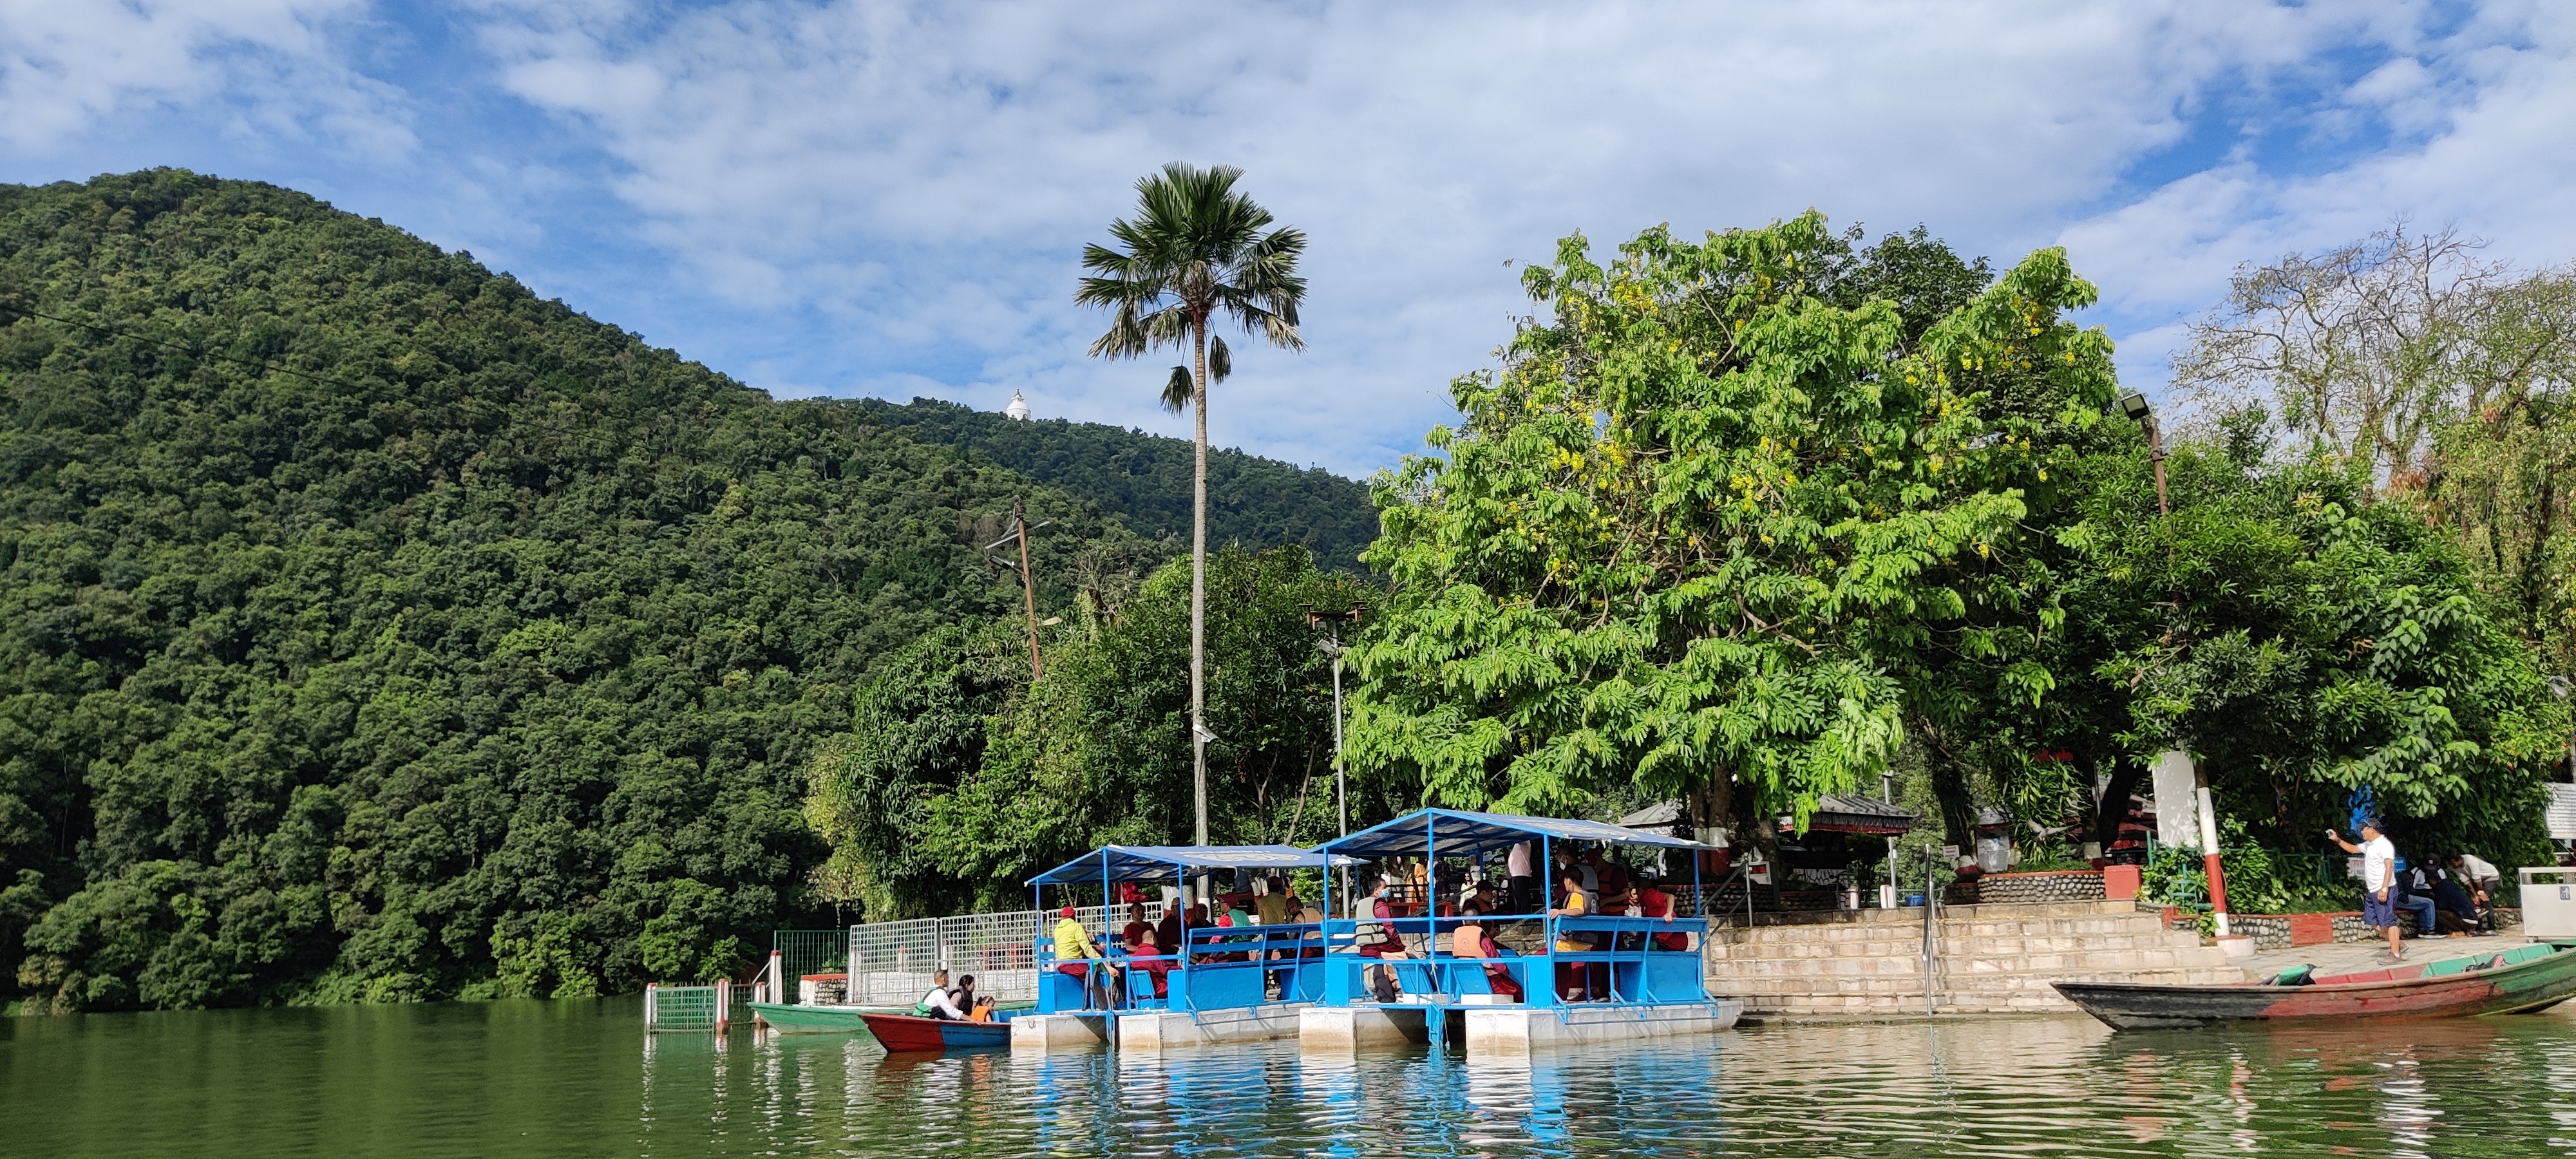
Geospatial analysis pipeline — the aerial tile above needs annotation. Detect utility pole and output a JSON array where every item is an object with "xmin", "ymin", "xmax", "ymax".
[
  {"xmin": 2122, "ymin": 391, "xmax": 2226, "ymax": 936},
  {"xmin": 985, "ymin": 502, "xmax": 1053, "ymax": 681}
]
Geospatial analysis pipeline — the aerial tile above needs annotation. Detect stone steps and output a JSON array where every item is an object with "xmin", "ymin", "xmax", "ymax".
[{"xmin": 1701, "ymin": 901, "xmax": 2247, "ymax": 1016}]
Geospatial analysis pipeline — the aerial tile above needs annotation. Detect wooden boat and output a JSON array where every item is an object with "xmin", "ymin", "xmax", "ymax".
[
  {"xmin": 854, "ymin": 1010, "xmax": 1015, "ymax": 1052},
  {"xmin": 2054, "ymin": 940, "xmax": 2576, "ymax": 1030}
]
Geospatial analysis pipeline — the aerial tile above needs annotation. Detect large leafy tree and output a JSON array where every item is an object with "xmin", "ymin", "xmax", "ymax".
[
  {"xmin": 2080, "ymin": 433, "xmax": 2562, "ymax": 861},
  {"xmin": 1347, "ymin": 214, "xmax": 2119, "ymax": 844},
  {"xmin": 1077, "ymin": 162, "xmax": 1307, "ymax": 847}
]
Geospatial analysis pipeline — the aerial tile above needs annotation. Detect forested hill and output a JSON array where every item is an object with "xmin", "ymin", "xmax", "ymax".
[
  {"xmin": 0, "ymin": 169, "xmax": 1165, "ymax": 1011},
  {"xmin": 858, "ymin": 398, "xmax": 1379, "ymax": 572}
]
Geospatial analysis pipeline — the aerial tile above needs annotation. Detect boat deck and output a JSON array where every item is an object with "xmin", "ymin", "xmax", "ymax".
[{"xmin": 2242, "ymin": 933, "xmax": 2542, "ymax": 983}]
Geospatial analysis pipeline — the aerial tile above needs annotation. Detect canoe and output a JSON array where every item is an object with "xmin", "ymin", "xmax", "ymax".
[
  {"xmin": 2054, "ymin": 940, "xmax": 2576, "ymax": 1030},
  {"xmin": 856, "ymin": 1011, "xmax": 1015, "ymax": 1052}
]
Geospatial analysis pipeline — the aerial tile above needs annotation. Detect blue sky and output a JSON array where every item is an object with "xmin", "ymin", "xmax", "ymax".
[{"xmin": 6, "ymin": 1, "xmax": 2573, "ymax": 478}]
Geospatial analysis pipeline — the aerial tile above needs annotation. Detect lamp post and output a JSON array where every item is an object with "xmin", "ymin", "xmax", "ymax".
[
  {"xmin": 2120, "ymin": 391, "xmax": 2229, "ymax": 936},
  {"xmin": 1309, "ymin": 607, "xmax": 1361, "ymax": 900}
]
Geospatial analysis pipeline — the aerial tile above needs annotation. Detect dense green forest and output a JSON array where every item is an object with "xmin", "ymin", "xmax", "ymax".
[
  {"xmin": 859, "ymin": 397, "xmax": 1376, "ymax": 571},
  {"xmin": 0, "ymin": 170, "xmax": 1363, "ymax": 1012}
]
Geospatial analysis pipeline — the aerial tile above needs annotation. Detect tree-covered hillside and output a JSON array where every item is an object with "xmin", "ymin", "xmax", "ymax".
[
  {"xmin": 0, "ymin": 170, "xmax": 1170, "ymax": 1011},
  {"xmin": 859, "ymin": 398, "xmax": 1378, "ymax": 571}
]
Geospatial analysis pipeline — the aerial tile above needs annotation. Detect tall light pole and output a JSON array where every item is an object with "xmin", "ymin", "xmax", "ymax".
[
  {"xmin": 2120, "ymin": 390, "xmax": 2230, "ymax": 936},
  {"xmin": 1309, "ymin": 607, "xmax": 1361, "ymax": 897}
]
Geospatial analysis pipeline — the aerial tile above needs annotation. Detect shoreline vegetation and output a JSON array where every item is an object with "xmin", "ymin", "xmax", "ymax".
[{"xmin": 6, "ymin": 169, "xmax": 2573, "ymax": 1015}]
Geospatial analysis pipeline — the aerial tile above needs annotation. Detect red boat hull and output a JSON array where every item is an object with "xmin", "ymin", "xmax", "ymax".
[
  {"xmin": 856, "ymin": 1012, "xmax": 1012, "ymax": 1052},
  {"xmin": 2054, "ymin": 941, "xmax": 2576, "ymax": 1030}
]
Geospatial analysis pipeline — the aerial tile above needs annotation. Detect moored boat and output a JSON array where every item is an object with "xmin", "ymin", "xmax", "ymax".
[
  {"xmin": 855, "ymin": 1010, "xmax": 1016, "ymax": 1052},
  {"xmin": 2054, "ymin": 940, "xmax": 2576, "ymax": 1030},
  {"xmin": 746, "ymin": 1001, "xmax": 903, "ymax": 1033}
]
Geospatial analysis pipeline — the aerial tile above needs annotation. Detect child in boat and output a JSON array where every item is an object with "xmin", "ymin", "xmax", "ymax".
[{"xmin": 1549, "ymin": 869, "xmax": 1599, "ymax": 1000}]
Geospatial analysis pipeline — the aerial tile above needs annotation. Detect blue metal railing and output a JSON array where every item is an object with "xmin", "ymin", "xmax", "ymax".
[
  {"xmin": 1036, "ymin": 922, "xmax": 1327, "ymax": 1013},
  {"xmin": 1314, "ymin": 912, "xmax": 1708, "ymax": 1009}
]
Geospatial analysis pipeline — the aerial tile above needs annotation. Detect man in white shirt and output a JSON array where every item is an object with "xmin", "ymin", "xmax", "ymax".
[
  {"xmin": 918, "ymin": 969, "xmax": 967, "ymax": 1020},
  {"xmin": 2327, "ymin": 818, "xmax": 2405, "ymax": 961},
  {"xmin": 2450, "ymin": 851, "xmax": 2503, "ymax": 900}
]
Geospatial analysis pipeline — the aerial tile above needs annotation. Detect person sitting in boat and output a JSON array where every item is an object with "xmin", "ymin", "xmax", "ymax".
[
  {"xmin": 1549, "ymin": 868, "xmax": 1600, "ymax": 1001},
  {"xmin": 1123, "ymin": 926, "xmax": 1173, "ymax": 999},
  {"xmin": 951, "ymin": 972, "xmax": 981, "ymax": 1013},
  {"xmin": 1051, "ymin": 907, "xmax": 1119, "ymax": 1007},
  {"xmin": 1634, "ymin": 878, "xmax": 1689, "ymax": 951},
  {"xmin": 1255, "ymin": 876, "xmax": 1292, "ymax": 927},
  {"xmin": 1121, "ymin": 903, "xmax": 1153, "ymax": 951},
  {"xmin": 1451, "ymin": 902, "xmax": 1523, "ymax": 1001},
  {"xmin": 1155, "ymin": 898, "xmax": 1189, "ymax": 965},
  {"xmin": 917, "ymin": 970, "xmax": 969, "ymax": 1021},
  {"xmin": 1584, "ymin": 849, "xmax": 1633, "ymax": 915}
]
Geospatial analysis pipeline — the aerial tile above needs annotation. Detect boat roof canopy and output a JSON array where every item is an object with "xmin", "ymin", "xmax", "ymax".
[
  {"xmin": 1320, "ymin": 807, "xmax": 1718, "ymax": 859},
  {"xmin": 1025, "ymin": 844, "xmax": 1356, "ymax": 886}
]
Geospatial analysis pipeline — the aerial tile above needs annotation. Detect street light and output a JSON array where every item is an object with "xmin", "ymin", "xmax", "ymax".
[{"xmin": 1305, "ymin": 608, "xmax": 1363, "ymax": 841}]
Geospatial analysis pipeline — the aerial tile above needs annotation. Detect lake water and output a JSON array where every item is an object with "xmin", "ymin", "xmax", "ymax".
[{"xmin": 6, "ymin": 1000, "xmax": 2576, "ymax": 1158}]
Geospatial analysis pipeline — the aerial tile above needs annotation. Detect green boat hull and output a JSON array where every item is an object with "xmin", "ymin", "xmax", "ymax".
[
  {"xmin": 746, "ymin": 1002, "xmax": 903, "ymax": 1032},
  {"xmin": 746, "ymin": 1001, "xmax": 1032, "ymax": 1033}
]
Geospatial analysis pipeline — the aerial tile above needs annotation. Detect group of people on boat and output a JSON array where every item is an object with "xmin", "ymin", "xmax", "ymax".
[
  {"xmin": 1344, "ymin": 842, "xmax": 1695, "ymax": 1004},
  {"xmin": 1048, "ymin": 877, "xmax": 1329, "ymax": 1008},
  {"xmin": 914, "ymin": 970, "xmax": 998, "ymax": 1021}
]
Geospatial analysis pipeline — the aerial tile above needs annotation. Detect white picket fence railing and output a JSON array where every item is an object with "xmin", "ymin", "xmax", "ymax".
[{"xmin": 840, "ymin": 901, "xmax": 1169, "ymax": 1006}]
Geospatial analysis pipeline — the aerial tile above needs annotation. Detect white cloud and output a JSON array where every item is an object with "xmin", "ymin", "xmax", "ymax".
[
  {"xmin": 464, "ymin": 0, "xmax": 2438, "ymax": 473},
  {"xmin": 0, "ymin": 0, "xmax": 412, "ymax": 155},
  {"xmin": 12, "ymin": 0, "xmax": 2573, "ymax": 476},
  {"xmin": 2058, "ymin": 1, "xmax": 2576, "ymax": 405}
]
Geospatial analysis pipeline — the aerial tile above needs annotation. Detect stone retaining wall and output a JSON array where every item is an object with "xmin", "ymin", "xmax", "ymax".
[
  {"xmin": 1942, "ymin": 870, "xmax": 2107, "ymax": 906},
  {"xmin": 2152, "ymin": 907, "xmax": 2526, "ymax": 948}
]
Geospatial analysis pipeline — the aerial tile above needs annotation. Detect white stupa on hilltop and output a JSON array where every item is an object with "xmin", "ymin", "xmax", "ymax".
[{"xmin": 1003, "ymin": 390, "xmax": 1032, "ymax": 420}]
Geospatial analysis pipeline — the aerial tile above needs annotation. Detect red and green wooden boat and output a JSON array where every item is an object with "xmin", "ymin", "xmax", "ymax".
[
  {"xmin": 853, "ymin": 1010, "xmax": 1015, "ymax": 1052},
  {"xmin": 2054, "ymin": 940, "xmax": 2576, "ymax": 1030}
]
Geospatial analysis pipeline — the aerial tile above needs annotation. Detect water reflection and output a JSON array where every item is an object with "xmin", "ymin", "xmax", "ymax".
[{"xmin": 9, "ymin": 1000, "xmax": 2576, "ymax": 1156}]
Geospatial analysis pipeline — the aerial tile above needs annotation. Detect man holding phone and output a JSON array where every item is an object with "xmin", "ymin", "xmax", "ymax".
[{"xmin": 2327, "ymin": 818, "xmax": 2405, "ymax": 962}]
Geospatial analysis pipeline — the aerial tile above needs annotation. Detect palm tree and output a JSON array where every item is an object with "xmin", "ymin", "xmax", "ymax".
[{"xmin": 1077, "ymin": 162, "xmax": 1307, "ymax": 847}]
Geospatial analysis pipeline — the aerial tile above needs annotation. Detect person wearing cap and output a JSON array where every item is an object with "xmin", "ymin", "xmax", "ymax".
[
  {"xmin": 1051, "ymin": 906, "xmax": 1118, "ymax": 1006},
  {"xmin": 2328, "ymin": 819, "xmax": 2407, "ymax": 961}
]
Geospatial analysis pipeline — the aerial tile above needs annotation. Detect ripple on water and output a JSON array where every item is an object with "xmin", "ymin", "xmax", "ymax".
[{"xmin": 8, "ymin": 1000, "xmax": 2576, "ymax": 1157}]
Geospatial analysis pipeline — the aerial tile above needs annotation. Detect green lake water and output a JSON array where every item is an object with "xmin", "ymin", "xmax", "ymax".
[{"xmin": 6, "ymin": 999, "xmax": 2576, "ymax": 1157}]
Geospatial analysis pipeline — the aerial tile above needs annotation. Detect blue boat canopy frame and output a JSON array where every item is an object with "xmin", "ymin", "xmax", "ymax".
[
  {"xmin": 1025, "ymin": 844, "xmax": 1355, "ymax": 886},
  {"xmin": 1320, "ymin": 807, "xmax": 1719, "ymax": 859}
]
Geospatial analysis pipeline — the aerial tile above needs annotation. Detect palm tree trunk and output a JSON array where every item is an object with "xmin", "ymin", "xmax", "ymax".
[{"xmin": 1191, "ymin": 319, "xmax": 1211, "ymax": 848}]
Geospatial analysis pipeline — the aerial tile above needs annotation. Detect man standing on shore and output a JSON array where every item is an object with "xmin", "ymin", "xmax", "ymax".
[{"xmin": 2328, "ymin": 819, "xmax": 2405, "ymax": 962}]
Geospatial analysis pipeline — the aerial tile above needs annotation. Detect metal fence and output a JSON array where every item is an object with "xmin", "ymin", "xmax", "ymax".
[
  {"xmin": 835, "ymin": 901, "xmax": 1171, "ymax": 1007},
  {"xmin": 644, "ymin": 983, "xmax": 722, "ymax": 1031},
  {"xmin": 770, "ymin": 930, "xmax": 845, "ymax": 992}
]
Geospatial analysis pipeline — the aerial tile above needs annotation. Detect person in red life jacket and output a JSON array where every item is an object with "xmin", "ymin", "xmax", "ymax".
[{"xmin": 1635, "ymin": 880, "xmax": 1689, "ymax": 951}]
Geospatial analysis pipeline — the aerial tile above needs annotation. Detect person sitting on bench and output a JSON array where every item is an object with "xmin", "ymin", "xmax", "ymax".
[{"xmin": 1451, "ymin": 902, "xmax": 1523, "ymax": 1001}]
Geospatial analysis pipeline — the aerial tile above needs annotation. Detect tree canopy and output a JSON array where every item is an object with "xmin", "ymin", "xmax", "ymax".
[{"xmin": 1346, "ymin": 214, "xmax": 2119, "ymax": 839}]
